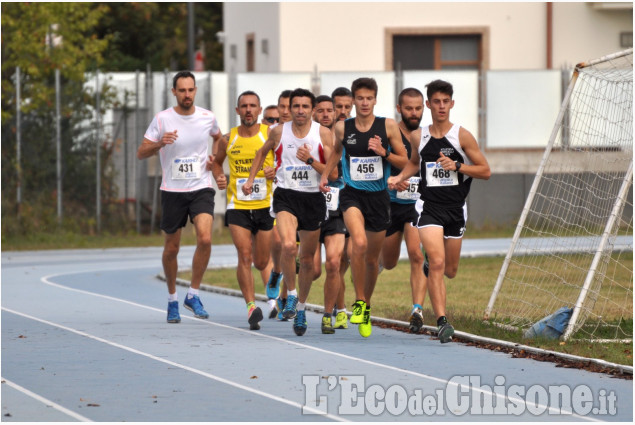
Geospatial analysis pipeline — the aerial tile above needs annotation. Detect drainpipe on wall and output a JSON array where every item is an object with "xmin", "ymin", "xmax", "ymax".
[{"xmin": 547, "ymin": 2, "xmax": 553, "ymax": 69}]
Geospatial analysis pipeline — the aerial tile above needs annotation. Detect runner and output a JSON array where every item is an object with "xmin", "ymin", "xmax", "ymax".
[
  {"xmin": 211, "ymin": 90, "xmax": 276, "ymax": 330},
  {"xmin": 244, "ymin": 88, "xmax": 336, "ymax": 336},
  {"xmin": 311, "ymin": 95, "xmax": 348, "ymax": 334},
  {"xmin": 137, "ymin": 71, "xmax": 225, "ymax": 323},
  {"xmin": 320, "ymin": 77, "xmax": 408, "ymax": 337},
  {"xmin": 379, "ymin": 87, "xmax": 427, "ymax": 333},
  {"xmin": 266, "ymin": 90, "xmax": 292, "ymax": 320},
  {"xmin": 388, "ymin": 79, "xmax": 491, "ymax": 343}
]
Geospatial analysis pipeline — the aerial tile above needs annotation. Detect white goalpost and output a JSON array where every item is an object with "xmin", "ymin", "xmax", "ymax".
[{"xmin": 484, "ymin": 49, "xmax": 633, "ymax": 342}]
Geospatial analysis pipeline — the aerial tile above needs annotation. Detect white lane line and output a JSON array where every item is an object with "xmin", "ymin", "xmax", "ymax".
[
  {"xmin": 1, "ymin": 376, "xmax": 92, "ymax": 422},
  {"xmin": 37, "ymin": 272, "xmax": 602, "ymax": 422},
  {"xmin": 2, "ymin": 307, "xmax": 347, "ymax": 422}
]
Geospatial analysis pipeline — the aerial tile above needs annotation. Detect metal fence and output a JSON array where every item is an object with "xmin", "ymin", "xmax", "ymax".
[{"xmin": 7, "ymin": 66, "xmax": 575, "ymax": 234}]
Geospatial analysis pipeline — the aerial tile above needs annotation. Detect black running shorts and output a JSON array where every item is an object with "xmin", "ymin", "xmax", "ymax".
[
  {"xmin": 225, "ymin": 207, "xmax": 274, "ymax": 234},
  {"xmin": 413, "ymin": 199, "xmax": 467, "ymax": 239},
  {"xmin": 319, "ymin": 214, "xmax": 348, "ymax": 244},
  {"xmin": 340, "ymin": 185, "xmax": 391, "ymax": 232},
  {"xmin": 386, "ymin": 202, "xmax": 418, "ymax": 237},
  {"xmin": 272, "ymin": 187, "xmax": 326, "ymax": 231},
  {"xmin": 160, "ymin": 188, "xmax": 215, "ymax": 234}
]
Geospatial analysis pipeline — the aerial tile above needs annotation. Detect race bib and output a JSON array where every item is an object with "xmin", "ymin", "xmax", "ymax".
[
  {"xmin": 396, "ymin": 176, "xmax": 421, "ymax": 201},
  {"xmin": 324, "ymin": 186, "xmax": 340, "ymax": 211},
  {"xmin": 283, "ymin": 165, "xmax": 319, "ymax": 190},
  {"xmin": 350, "ymin": 156, "xmax": 383, "ymax": 181},
  {"xmin": 236, "ymin": 177, "xmax": 266, "ymax": 201},
  {"xmin": 425, "ymin": 162, "xmax": 458, "ymax": 187},
  {"xmin": 172, "ymin": 157, "xmax": 201, "ymax": 180}
]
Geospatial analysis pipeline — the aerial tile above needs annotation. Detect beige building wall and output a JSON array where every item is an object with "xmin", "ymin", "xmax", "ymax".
[
  {"xmin": 225, "ymin": 2, "xmax": 632, "ymax": 73},
  {"xmin": 279, "ymin": 2, "xmax": 546, "ymax": 71},
  {"xmin": 552, "ymin": 2, "xmax": 633, "ymax": 67}
]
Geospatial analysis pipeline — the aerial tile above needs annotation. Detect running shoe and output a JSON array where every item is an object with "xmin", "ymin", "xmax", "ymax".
[
  {"xmin": 359, "ymin": 306, "xmax": 372, "ymax": 338},
  {"xmin": 350, "ymin": 300, "xmax": 366, "ymax": 324},
  {"xmin": 423, "ymin": 252, "xmax": 429, "ymax": 278},
  {"xmin": 282, "ymin": 294, "xmax": 298, "ymax": 320},
  {"xmin": 277, "ymin": 298, "xmax": 287, "ymax": 321},
  {"xmin": 334, "ymin": 311, "xmax": 348, "ymax": 329},
  {"xmin": 268, "ymin": 298, "xmax": 279, "ymax": 319},
  {"xmin": 266, "ymin": 271, "xmax": 283, "ymax": 299},
  {"xmin": 437, "ymin": 321, "xmax": 455, "ymax": 344},
  {"xmin": 167, "ymin": 301, "xmax": 181, "ymax": 323},
  {"xmin": 409, "ymin": 307, "xmax": 424, "ymax": 333},
  {"xmin": 183, "ymin": 294, "xmax": 209, "ymax": 319},
  {"xmin": 293, "ymin": 310, "xmax": 307, "ymax": 336},
  {"xmin": 321, "ymin": 315, "xmax": 335, "ymax": 334},
  {"xmin": 248, "ymin": 305, "xmax": 263, "ymax": 330}
]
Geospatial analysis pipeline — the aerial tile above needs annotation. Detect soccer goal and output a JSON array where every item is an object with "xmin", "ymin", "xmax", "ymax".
[{"xmin": 484, "ymin": 49, "xmax": 633, "ymax": 342}]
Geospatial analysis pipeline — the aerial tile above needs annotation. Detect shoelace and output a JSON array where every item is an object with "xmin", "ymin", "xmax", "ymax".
[{"xmin": 353, "ymin": 302, "xmax": 363, "ymax": 315}]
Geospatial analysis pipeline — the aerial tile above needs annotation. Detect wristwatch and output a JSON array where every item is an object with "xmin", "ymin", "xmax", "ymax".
[
  {"xmin": 383, "ymin": 150, "xmax": 391, "ymax": 159},
  {"xmin": 455, "ymin": 161, "xmax": 462, "ymax": 171},
  {"xmin": 306, "ymin": 157, "xmax": 314, "ymax": 165}
]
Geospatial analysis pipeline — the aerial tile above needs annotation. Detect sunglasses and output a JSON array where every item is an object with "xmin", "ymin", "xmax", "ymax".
[{"xmin": 265, "ymin": 117, "xmax": 280, "ymax": 123}]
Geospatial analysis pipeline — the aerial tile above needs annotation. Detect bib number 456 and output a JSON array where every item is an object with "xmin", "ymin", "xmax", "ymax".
[{"xmin": 356, "ymin": 163, "xmax": 375, "ymax": 174}]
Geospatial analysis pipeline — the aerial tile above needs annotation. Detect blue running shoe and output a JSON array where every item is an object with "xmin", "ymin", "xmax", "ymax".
[
  {"xmin": 184, "ymin": 294, "xmax": 209, "ymax": 319},
  {"xmin": 277, "ymin": 298, "xmax": 287, "ymax": 321},
  {"xmin": 293, "ymin": 310, "xmax": 307, "ymax": 336},
  {"xmin": 167, "ymin": 301, "xmax": 181, "ymax": 323},
  {"xmin": 266, "ymin": 271, "xmax": 283, "ymax": 299},
  {"xmin": 282, "ymin": 294, "xmax": 298, "ymax": 320}
]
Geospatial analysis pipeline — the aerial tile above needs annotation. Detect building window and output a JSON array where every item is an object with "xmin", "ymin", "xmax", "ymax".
[
  {"xmin": 246, "ymin": 33, "xmax": 255, "ymax": 72},
  {"xmin": 386, "ymin": 27, "xmax": 489, "ymax": 71}
]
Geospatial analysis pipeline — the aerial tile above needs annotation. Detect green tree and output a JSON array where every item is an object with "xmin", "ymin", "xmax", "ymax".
[
  {"xmin": 95, "ymin": 2, "xmax": 223, "ymax": 72},
  {"xmin": 1, "ymin": 2, "xmax": 113, "ymax": 234}
]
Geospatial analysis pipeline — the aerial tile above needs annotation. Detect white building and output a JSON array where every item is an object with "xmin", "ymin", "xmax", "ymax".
[{"xmin": 222, "ymin": 2, "xmax": 632, "ymax": 73}]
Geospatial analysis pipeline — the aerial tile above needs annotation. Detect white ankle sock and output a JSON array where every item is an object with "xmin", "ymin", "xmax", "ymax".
[
  {"xmin": 168, "ymin": 292, "xmax": 178, "ymax": 302},
  {"xmin": 187, "ymin": 288, "xmax": 199, "ymax": 298}
]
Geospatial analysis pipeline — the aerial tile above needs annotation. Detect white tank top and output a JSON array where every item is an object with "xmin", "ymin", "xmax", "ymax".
[{"xmin": 274, "ymin": 121, "xmax": 324, "ymax": 192}]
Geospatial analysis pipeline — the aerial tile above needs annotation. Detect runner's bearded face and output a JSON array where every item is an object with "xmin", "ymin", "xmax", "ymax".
[
  {"xmin": 173, "ymin": 77, "xmax": 196, "ymax": 111},
  {"xmin": 399, "ymin": 95, "xmax": 424, "ymax": 131}
]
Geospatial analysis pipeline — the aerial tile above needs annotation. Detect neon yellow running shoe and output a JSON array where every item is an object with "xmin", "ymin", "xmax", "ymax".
[
  {"xmin": 350, "ymin": 300, "xmax": 366, "ymax": 324},
  {"xmin": 321, "ymin": 315, "xmax": 335, "ymax": 334},
  {"xmin": 359, "ymin": 306, "xmax": 372, "ymax": 337},
  {"xmin": 334, "ymin": 311, "xmax": 348, "ymax": 329}
]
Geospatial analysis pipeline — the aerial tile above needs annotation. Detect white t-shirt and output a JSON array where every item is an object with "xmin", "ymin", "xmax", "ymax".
[{"xmin": 144, "ymin": 106, "xmax": 220, "ymax": 192}]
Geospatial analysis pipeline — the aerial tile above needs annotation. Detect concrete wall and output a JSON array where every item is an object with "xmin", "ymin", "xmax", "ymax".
[{"xmin": 224, "ymin": 2, "xmax": 632, "ymax": 73}]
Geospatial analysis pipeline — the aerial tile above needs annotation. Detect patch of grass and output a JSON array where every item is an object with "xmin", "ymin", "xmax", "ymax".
[
  {"xmin": 1, "ymin": 222, "xmax": 234, "ymax": 251},
  {"xmin": 182, "ymin": 255, "xmax": 632, "ymax": 366}
]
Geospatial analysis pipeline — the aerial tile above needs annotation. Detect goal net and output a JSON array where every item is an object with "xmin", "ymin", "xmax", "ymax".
[{"xmin": 484, "ymin": 49, "xmax": 633, "ymax": 342}]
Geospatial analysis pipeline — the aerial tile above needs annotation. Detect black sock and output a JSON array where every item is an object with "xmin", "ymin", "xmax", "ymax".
[{"xmin": 437, "ymin": 316, "xmax": 447, "ymax": 327}]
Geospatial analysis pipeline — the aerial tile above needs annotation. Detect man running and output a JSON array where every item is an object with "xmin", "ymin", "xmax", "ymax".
[
  {"xmin": 320, "ymin": 77, "xmax": 408, "ymax": 338},
  {"xmin": 311, "ymin": 95, "xmax": 349, "ymax": 334},
  {"xmin": 388, "ymin": 79, "xmax": 491, "ymax": 343},
  {"xmin": 379, "ymin": 88, "xmax": 427, "ymax": 333},
  {"xmin": 244, "ymin": 88, "xmax": 335, "ymax": 336},
  {"xmin": 137, "ymin": 71, "xmax": 225, "ymax": 323},
  {"xmin": 211, "ymin": 90, "xmax": 276, "ymax": 330}
]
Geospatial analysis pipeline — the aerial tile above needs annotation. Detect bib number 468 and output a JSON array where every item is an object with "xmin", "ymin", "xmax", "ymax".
[{"xmin": 432, "ymin": 168, "xmax": 451, "ymax": 179}]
